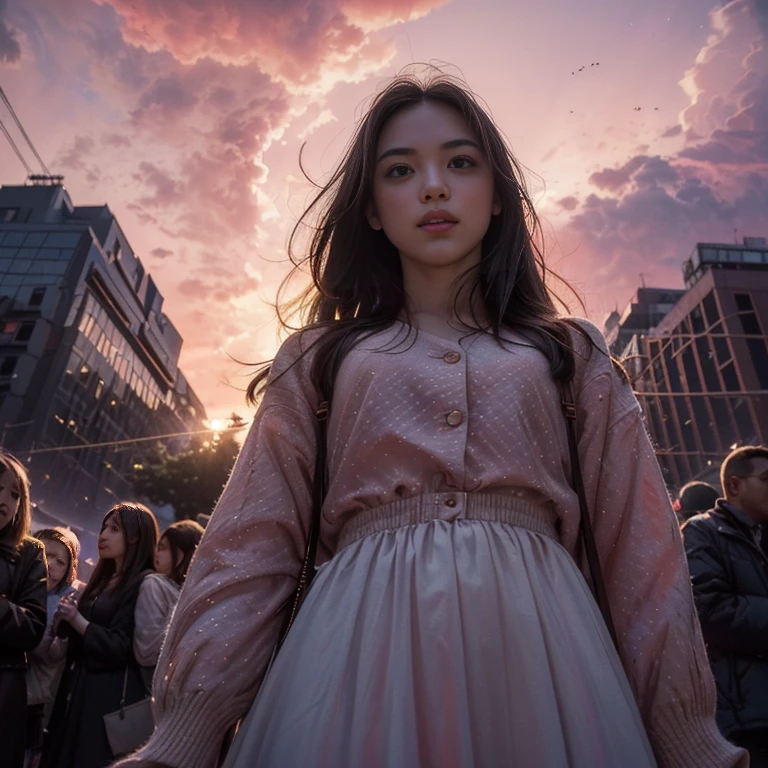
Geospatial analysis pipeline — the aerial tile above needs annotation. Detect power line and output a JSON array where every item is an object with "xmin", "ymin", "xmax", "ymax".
[
  {"xmin": 0, "ymin": 114, "xmax": 33, "ymax": 174},
  {"xmin": 0, "ymin": 83, "xmax": 51, "ymax": 175},
  {"xmin": 13, "ymin": 425, "xmax": 250, "ymax": 457}
]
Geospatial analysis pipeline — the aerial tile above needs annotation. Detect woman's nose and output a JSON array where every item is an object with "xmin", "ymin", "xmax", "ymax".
[{"xmin": 420, "ymin": 170, "xmax": 449, "ymax": 203}]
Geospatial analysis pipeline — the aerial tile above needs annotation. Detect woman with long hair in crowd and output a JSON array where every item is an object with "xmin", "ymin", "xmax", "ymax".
[
  {"xmin": 0, "ymin": 452, "xmax": 47, "ymax": 768},
  {"xmin": 24, "ymin": 527, "xmax": 81, "ymax": 768},
  {"xmin": 42, "ymin": 502, "xmax": 158, "ymax": 768},
  {"xmin": 133, "ymin": 520, "xmax": 204, "ymax": 669},
  {"xmin": 116, "ymin": 69, "xmax": 745, "ymax": 767}
]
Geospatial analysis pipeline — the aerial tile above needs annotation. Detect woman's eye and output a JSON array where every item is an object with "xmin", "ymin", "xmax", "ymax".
[
  {"xmin": 449, "ymin": 156, "xmax": 475, "ymax": 169},
  {"xmin": 386, "ymin": 164, "xmax": 412, "ymax": 178},
  {"xmin": 10, "ymin": 491, "xmax": 19, "ymax": 501}
]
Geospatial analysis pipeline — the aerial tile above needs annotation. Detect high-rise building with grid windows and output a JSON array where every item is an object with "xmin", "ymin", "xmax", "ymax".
[
  {"xmin": 0, "ymin": 180, "xmax": 206, "ymax": 553},
  {"xmin": 613, "ymin": 238, "xmax": 768, "ymax": 490}
]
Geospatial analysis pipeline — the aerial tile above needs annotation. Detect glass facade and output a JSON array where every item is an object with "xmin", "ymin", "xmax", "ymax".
[
  {"xmin": 0, "ymin": 184, "xmax": 206, "ymax": 539},
  {"xmin": 628, "ymin": 282, "xmax": 767, "ymax": 489}
]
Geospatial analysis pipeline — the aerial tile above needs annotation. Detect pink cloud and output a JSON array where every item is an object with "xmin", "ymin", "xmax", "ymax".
[
  {"xmin": 94, "ymin": 0, "xmax": 447, "ymax": 85},
  {"xmin": 560, "ymin": 0, "xmax": 768, "ymax": 308}
]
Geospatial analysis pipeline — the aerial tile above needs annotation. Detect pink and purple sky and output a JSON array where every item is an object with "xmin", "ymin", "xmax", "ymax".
[{"xmin": 1, "ymin": 0, "xmax": 766, "ymax": 419}]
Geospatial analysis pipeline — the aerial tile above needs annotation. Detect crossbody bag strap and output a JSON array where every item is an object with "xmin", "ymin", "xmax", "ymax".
[
  {"xmin": 560, "ymin": 379, "xmax": 619, "ymax": 649},
  {"xmin": 276, "ymin": 397, "xmax": 330, "ymax": 650},
  {"xmin": 119, "ymin": 666, "xmax": 129, "ymax": 717}
]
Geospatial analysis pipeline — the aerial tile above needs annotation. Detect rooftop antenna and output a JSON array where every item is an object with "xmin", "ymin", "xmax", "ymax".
[
  {"xmin": 639, "ymin": 273, "xmax": 647, "ymax": 288},
  {"xmin": 733, "ymin": 227, "xmax": 738, "ymax": 244}
]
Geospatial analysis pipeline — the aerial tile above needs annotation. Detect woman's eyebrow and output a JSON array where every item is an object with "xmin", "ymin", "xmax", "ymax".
[{"xmin": 376, "ymin": 138, "xmax": 482, "ymax": 164}]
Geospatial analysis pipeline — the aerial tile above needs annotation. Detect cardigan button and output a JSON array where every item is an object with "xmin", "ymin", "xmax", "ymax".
[
  {"xmin": 446, "ymin": 410, "xmax": 463, "ymax": 427},
  {"xmin": 442, "ymin": 350, "xmax": 461, "ymax": 364}
]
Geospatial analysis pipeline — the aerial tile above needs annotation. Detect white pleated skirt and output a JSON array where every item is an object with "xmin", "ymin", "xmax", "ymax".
[{"xmin": 224, "ymin": 494, "xmax": 656, "ymax": 768}]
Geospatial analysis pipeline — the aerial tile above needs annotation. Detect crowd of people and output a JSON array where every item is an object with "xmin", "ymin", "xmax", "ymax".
[
  {"xmin": 0, "ymin": 451, "xmax": 203, "ymax": 768},
  {"xmin": 2, "ymin": 442, "xmax": 766, "ymax": 767}
]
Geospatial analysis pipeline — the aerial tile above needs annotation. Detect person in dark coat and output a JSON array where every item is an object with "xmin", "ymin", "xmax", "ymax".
[
  {"xmin": 682, "ymin": 444, "xmax": 768, "ymax": 766},
  {"xmin": 676, "ymin": 480, "xmax": 720, "ymax": 525},
  {"xmin": 42, "ymin": 503, "xmax": 159, "ymax": 768},
  {"xmin": 0, "ymin": 451, "xmax": 48, "ymax": 768}
]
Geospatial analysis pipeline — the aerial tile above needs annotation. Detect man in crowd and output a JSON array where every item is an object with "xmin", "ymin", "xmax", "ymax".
[
  {"xmin": 682, "ymin": 445, "xmax": 768, "ymax": 766},
  {"xmin": 676, "ymin": 480, "xmax": 720, "ymax": 526}
]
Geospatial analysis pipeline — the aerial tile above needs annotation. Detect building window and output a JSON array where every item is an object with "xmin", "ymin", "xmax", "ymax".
[
  {"xmin": 734, "ymin": 293, "xmax": 762, "ymax": 335},
  {"xmin": 0, "ymin": 356, "xmax": 19, "ymax": 376},
  {"xmin": 746, "ymin": 339, "xmax": 768, "ymax": 389},
  {"xmin": 701, "ymin": 291, "xmax": 720, "ymax": 328},
  {"xmin": 690, "ymin": 306, "xmax": 705, "ymax": 334},
  {"xmin": 0, "ymin": 207, "xmax": 19, "ymax": 222},
  {"xmin": 696, "ymin": 337, "xmax": 721, "ymax": 392},
  {"xmin": 14, "ymin": 321, "xmax": 34, "ymax": 343},
  {"xmin": 720, "ymin": 362, "xmax": 740, "ymax": 392},
  {"xmin": 29, "ymin": 287, "xmax": 46, "ymax": 307},
  {"xmin": 681, "ymin": 346, "xmax": 701, "ymax": 391}
]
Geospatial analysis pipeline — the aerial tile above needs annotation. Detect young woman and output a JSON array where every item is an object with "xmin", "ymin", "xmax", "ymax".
[
  {"xmin": 42, "ymin": 503, "xmax": 158, "ymax": 768},
  {"xmin": 133, "ymin": 520, "xmax": 204, "ymax": 668},
  {"xmin": 25, "ymin": 527, "xmax": 81, "ymax": 767},
  {"xmin": 116, "ymin": 71, "xmax": 746, "ymax": 767},
  {"xmin": 0, "ymin": 452, "xmax": 47, "ymax": 768}
]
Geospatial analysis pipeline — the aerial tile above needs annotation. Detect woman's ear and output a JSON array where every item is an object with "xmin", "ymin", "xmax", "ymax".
[{"xmin": 366, "ymin": 201, "xmax": 383, "ymax": 231}]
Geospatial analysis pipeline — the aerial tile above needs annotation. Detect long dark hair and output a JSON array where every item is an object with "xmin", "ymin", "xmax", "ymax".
[
  {"xmin": 81, "ymin": 502, "xmax": 158, "ymax": 604},
  {"xmin": 247, "ymin": 67, "xmax": 588, "ymax": 403},
  {"xmin": 0, "ymin": 451, "xmax": 33, "ymax": 550},
  {"xmin": 161, "ymin": 519, "xmax": 204, "ymax": 586}
]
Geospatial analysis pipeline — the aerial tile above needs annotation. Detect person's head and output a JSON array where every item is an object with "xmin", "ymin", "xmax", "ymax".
[
  {"xmin": 0, "ymin": 451, "xmax": 32, "ymax": 549},
  {"xmin": 35, "ymin": 527, "xmax": 80, "ymax": 591},
  {"xmin": 720, "ymin": 446, "xmax": 768, "ymax": 523},
  {"xmin": 677, "ymin": 481, "xmax": 720, "ymax": 523},
  {"xmin": 83, "ymin": 502, "xmax": 159, "ymax": 602},
  {"xmin": 155, "ymin": 520, "xmax": 205, "ymax": 585},
  {"xmin": 294, "ymin": 67, "xmax": 564, "ymax": 324},
  {"xmin": 248, "ymin": 66, "xmax": 583, "ymax": 403}
]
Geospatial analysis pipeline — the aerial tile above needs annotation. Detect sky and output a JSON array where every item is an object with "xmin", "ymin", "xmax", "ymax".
[{"xmin": 0, "ymin": 0, "xmax": 766, "ymax": 421}]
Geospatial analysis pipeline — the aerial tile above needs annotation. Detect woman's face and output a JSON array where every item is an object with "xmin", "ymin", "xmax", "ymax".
[
  {"xmin": 0, "ymin": 468, "xmax": 20, "ymax": 532},
  {"xmin": 367, "ymin": 100, "xmax": 499, "ymax": 283},
  {"xmin": 154, "ymin": 536, "xmax": 174, "ymax": 576},
  {"xmin": 44, "ymin": 539, "xmax": 70, "ymax": 590},
  {"xmin": 97, "ymin": 513, "xmax": 127, "ymax": 563}
]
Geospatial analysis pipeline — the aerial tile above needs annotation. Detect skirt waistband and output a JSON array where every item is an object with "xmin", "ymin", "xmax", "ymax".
[{"xmin": 337, "ymin": 492, "xmax": 559, "ymax": 550}]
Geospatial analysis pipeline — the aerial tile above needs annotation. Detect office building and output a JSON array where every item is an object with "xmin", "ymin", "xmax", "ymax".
[
  {"xmin": 0, "ymin": 179, "xmax": 206, "ymax": 544},
  {"xmin": 619, "ymin": 238, "xmax": 768, "ymax": 489}
]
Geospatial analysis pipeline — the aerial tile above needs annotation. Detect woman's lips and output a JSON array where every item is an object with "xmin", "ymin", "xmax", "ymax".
[{"xmin": 419, "ymin": 221, "xmax": 456, "ymax": 233}]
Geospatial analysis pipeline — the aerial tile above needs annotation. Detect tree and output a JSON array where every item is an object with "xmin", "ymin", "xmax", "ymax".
[{"xmin": 132, "ymin": 430, "xmax": 241, "ymax": 522}]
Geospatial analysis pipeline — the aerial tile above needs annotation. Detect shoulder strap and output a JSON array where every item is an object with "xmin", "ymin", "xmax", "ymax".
[
  {"xmin": 560, "ymin": 379, "xmax": 619, "ymax": 649},
  {"xmin": 276, "ymin": 396, "xmax": 331, "ymax": 650}
]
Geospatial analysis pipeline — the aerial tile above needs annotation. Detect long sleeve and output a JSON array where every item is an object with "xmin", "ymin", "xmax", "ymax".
[
  {"xmin": 682, "ymin": 520, "xmax": 768, "ymax": 656},
  {"xmin": 134, "ymin": 333, "xmax": 320, "ymax": 768},
  {"xmin": 79, "ymin": 578, "xmax": 142, "ymax": 671},
  {"xmin": 571, "ymin": 322, "xmax": 746, "ymax": 767},
  {"xmin": 133, "ymin": 574, "xmax": 179, "ymax": 667},
  {"xmin": 0, "ymin": 539, "xmax": 47, "ymax": 652}
]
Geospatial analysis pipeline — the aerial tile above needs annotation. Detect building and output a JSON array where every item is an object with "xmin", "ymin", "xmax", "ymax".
[
  {"xmin": 604, "ymin": 287, "xmax": 686, "ymax": 355},
  {"xmin": 0, "ymin": 179, "xmax": 206, "ymax": 548},
  {"xmin": 619, "ymin": 238, "xmax": 768, "ymax": 489}
]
